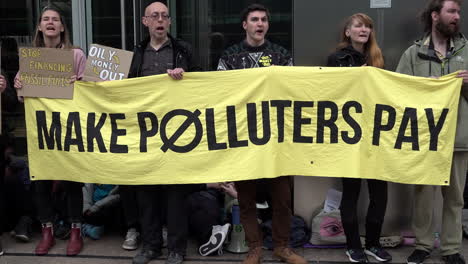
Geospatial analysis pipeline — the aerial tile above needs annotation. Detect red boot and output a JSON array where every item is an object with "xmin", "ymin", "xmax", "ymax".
[
  {"xmin": 66, "ymin": 225, "xmax": 83, "ymax": 256},
  {"xmin": 35, "ymin": 224, "xmax": 55, "ymax": 255}
]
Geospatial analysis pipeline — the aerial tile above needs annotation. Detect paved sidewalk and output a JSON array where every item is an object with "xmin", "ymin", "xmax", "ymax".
[{"xmin": 1, "ymin": 233, "xmax": 467, "ymax": 264}]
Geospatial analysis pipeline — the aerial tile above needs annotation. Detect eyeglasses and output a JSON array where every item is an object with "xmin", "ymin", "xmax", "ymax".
[{"xmin": 144, "ymin": 13, "xmax": 170, "ymax": 21}]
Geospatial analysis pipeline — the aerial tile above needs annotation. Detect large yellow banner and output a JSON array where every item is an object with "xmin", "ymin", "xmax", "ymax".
[{"xmin": 24, "ymin": 66, "xmax": 462, "ymax": 185}]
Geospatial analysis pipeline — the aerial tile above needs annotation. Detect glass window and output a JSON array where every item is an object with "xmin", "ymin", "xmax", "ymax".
[
  {"xmin": 174, "ymin": 0, "xmax": 293, "ymax": 71},
  {"xmin": 0, "ymin": 0, "xmax": 35, "ymax": 41},
  {"xmin": 1, "ymin": 0, "xmax": 35, "ymax": 142},
  {"xmin": 91, "ymin": 0, "xmax": 135, "ymax": 50}
]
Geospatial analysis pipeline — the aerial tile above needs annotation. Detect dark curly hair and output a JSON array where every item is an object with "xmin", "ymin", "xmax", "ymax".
[{"xmin": 420, "ymin": 0, "xmax": 462, "ymax": 33}]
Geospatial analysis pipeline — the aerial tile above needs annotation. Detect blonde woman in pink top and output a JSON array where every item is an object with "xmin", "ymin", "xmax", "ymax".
[{"xmin": 14, "ymin": 6, "xmax": 86, "ymax": 257}]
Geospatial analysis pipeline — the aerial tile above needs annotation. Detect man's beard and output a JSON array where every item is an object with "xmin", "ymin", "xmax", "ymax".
[{"xmin": 435, "ymin": 20, "xmax": 460, "ymax": 38}]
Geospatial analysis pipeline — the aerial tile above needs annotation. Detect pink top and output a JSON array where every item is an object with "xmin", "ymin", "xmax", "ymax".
[{"xmin": 73, "ymin": 48, "xmax": 87, "ymax": 79}]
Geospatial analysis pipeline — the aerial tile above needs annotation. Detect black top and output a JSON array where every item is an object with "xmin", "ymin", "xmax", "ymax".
[
  {"xmin": 217, "ymin": 40, "xmax": 293, "ymax": 70},
  {"xmin": 326, "ymin": 45, "xmax": 367, "ymax": 67},
  {"xmin": 129, "ymin": 34, "xmax": 201, "ymax": 78},
  {"xmin": 140, "ymin": 39, "xmax": 174, "ymax": 77}
]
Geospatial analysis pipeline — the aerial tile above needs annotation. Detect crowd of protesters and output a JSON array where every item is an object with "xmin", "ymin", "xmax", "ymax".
[{"xmin": 1, "ymin": 1, "xmax": 468, "ymax": 264}]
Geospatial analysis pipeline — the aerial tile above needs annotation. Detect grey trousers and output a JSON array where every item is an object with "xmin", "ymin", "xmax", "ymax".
[{"xmin": 413, "ymin": 151, "xmax": 468, "ymax": 256}]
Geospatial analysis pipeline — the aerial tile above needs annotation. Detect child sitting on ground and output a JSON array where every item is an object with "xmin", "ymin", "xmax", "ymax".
[{"xmin": 82, "ymin": 184, "xmax": 120, "ymax": 240}]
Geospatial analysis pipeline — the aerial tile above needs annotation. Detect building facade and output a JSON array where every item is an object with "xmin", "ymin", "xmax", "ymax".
[{"xmin": 5, "ymin": 1, "xmax": 465, "ymax": 70}]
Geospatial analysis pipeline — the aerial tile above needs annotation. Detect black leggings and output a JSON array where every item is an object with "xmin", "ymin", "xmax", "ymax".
[
  {"xmin": 340, "ymin": 178, "xmax": 388, "ymax": 249},
  {"xmin": 35, "ymin": 180, "xmax": 83, "ymax": 223}
]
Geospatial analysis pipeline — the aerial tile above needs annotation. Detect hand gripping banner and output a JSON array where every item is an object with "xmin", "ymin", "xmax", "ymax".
[{"xmin": 24, "ymin": 66, "xmax": 462, "ymax": 185}]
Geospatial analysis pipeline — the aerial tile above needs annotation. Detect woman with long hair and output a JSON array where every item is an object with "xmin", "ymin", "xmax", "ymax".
[
  {"xmin": 327, "ymin": 13, "xmax": 384, "ymax": 68},
  {"xmin": 326, "ymin": 13, "xmax": 390, "ymax": 264},
  {"xmin": 14, "ymin": 6, "xmax": 86, "ymax": 256}
]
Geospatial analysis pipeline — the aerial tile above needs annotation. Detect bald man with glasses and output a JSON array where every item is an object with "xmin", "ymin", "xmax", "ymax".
[{"xmin": 128, "ymin": 2, "xmax": 201, "ymax": 264}]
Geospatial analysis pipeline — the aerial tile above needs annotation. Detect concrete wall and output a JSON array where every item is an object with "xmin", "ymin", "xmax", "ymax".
[{"xmin": 294, "ymin": 177, "xmax": 419, "ymax": 235}]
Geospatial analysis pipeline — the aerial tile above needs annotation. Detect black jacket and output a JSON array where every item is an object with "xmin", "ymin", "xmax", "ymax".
[
  {"xmin": 326, "ymin": 45, "xmax": 367, "ymax": 67},
  {"xmin": 128, "ymin": 34, "xmax": 200, "ymax": 78},
  {"xmin": 217, "ymin": 40, "xmax": 293, "ymax": 70}
]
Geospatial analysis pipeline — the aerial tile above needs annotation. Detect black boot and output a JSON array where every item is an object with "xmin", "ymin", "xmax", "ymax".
[{"xmin": 14, "ymin": 216, "xmax": 33, "ymax": 242}]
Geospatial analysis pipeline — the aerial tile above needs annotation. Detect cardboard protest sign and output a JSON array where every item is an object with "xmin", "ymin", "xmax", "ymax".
[
  {"xmin": 18, "ymin": 47, "xmax": 74, "ymax": 99},
  {"xmin": 83, "ymin": 44, "xmax": 133, "ymax": 82}
]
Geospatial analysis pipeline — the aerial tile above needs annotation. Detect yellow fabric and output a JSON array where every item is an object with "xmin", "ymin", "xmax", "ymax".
[{"xmin": 24, "ymin": 66, "xmax": 462, "ymax": 185}]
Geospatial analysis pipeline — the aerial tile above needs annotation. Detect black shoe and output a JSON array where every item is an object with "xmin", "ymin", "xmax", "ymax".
[
  {"xmin": 14, "ymin": 216, "xmax": 32, "ymax": 242},
  {"xmin": 0, "ymin": 239, "xmax": 4, "ymax": 256},
  {"xmin": 166, "ymin": 251, "xmax": 184, "ymax": 264},
  {"xmin": 364, "ymin": 246, "xmax": 392, "ymax": 262},
  {"xmin": 407, "ymin": 249, "xmax": 430, "ymax": 264},
  {"xmin": 346, "ymin": 249, "xmax": 368, "ymax": 263},
  {"xmin": 132, "ymin": 248, "xmax": 162, "ymax": 264},
  {"xmin": 442, "ymin": 253, "xmax": 466, "ymax": 264}
]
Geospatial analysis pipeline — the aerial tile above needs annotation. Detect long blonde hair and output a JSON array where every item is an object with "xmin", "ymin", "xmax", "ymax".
[
  {"xmin": 337, "ymin": 13, "xmax": 384, "ymax": 68},
  {"xmin": 33, "ymin": 7, "xmax": 72, "ymax": 49}
]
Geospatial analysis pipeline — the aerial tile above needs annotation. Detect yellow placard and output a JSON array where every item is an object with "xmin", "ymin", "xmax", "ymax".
[{"xmin": 24, "ymin": 66, "xmax": 462, "ymax": 185}]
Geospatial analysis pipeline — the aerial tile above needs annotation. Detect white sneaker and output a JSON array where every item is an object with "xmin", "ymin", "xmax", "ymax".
[
  {"xmin": 199, "ymin": 223, "xmax": 230, "ymax": 256},
  {"xmin": 122, "ymin": 228, "xmax": 140, "ymax": 250},
  {"xmin": 214, "ymin": 223, "xmax": 230, "ymax": 236}
]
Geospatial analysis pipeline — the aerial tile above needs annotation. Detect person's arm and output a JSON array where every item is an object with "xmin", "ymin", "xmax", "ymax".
[
  {"xmin": 82, "ymin": 184, "xmax": 94, "ymax": 214},
  {"xmin": 88, "ymin": 185, "xmax": 120, "ymax": 213},
  {"xmin": 71, "ymin": 48, "xmax": 87, "ymax": 82},
  {"xmin": 109, "ymin": 185, "xmax": 119, "ymax": 195},
  {"xmin": 167, "ymin": 68, "xmax": 185, "ymax": 80},
  {"xmin": 326, "ymin": 53, "xmax": 339, "ymax": 67},
  {"xmin": 128, "ymin": 46, "xmax": 140, "ymax": 79},
  {"xmin": 14, "ymin": 49, "xmax": 83, "ymax": 101},
  {"xmin": 0, "ymin": 74, "xmax": 7, "ymax": 93},
  {"xmin": 206, "ymin": 183, "xmax": 221, "ymax": 189},
  {"xmin": 395, "ymin": 49, "xmax": 414, "ymax": 75},
  {"xmin": 217, "ymin": 57, "xmax": 228, "ymax": 70},
  {"xmin": 90, "ymin": 193, "xmax": 121, "ymax": 213},
  {"xmin": 14, "ymin": 72, "xmax": 24, "ymax": 102},
  {"xmin": 456, "ymin": 70, "xmax": 468, "ymax": 100},
  {"xmin": 278, "ymin": 47, "xmax": 293, "ymax": 66},
  {"xmin": 283, "ymin": 56, "xmax": 293, "ymax": 66},
  {"xmin": 216, "ymin": 49, "xmax": 231, "ymax": 71},
  {"xmin": 168, "ymin": 42, "xmax": 202, "ymax": 80},
  {"xmin": 220, "ymin": 182, "xmax": 237, "ymax": 199}
]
